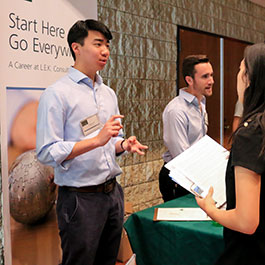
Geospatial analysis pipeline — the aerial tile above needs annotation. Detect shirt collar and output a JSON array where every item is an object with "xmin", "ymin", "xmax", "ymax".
[
  {"xmin": 68, "ymin": 67, "xmax": 103, "ymax": 88},
  {"xmin": 179, "ymin": 88, "xmax": 206, "ymax": 107}
]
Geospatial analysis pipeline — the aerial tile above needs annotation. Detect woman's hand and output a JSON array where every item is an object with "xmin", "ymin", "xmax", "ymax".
[{"xmin": 196, "ymin": 186, "xmax": 216, "ymax": 214}]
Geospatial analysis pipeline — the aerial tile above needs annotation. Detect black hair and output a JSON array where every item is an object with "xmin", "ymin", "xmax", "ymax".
[
  {"xmin": 235, "ymin": 43, "xmax": 265, "ymax": 154},
  {"xmin": 67, "ymin": 19, "xmax": 112, "ymax": 60},
  {"xmin": 182, "ymin": 55, "xmax": 210, "ymax": 85}
]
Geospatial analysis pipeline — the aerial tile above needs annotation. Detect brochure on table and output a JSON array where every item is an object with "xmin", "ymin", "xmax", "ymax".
[{"xmin": 153, "ymin": 208, "xmax": 212, "ymax": 221}]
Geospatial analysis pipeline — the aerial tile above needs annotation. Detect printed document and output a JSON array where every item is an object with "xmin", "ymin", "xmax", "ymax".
[
  {"xmin": 153, "ymin": 208, "xmax": 211, "ymax": 221},
  {"xmin": 165, "ymin": 135, "xmax": 229, "ymax": 208}
]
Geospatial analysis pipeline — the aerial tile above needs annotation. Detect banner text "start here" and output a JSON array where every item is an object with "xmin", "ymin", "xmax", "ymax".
[{"xmin": 9, "ymin": 12, "xmax": 65, "ymax": 38}]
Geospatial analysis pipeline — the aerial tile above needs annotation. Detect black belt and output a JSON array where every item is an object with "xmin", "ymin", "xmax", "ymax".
[{"xmin": 62, "ymin": 178, "xmax": 116, "ymax": 194}]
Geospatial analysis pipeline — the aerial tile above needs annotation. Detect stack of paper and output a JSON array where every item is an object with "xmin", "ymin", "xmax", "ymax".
[{"xmin": 166, "ymin": 135, "xmax": 229, "ymax": 208}]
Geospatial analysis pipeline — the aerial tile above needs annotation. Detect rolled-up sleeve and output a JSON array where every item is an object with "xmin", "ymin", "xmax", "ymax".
[
  {"xmin": 163, "ymin": 108, "xmax": 190, "ymax": 158},
  {"xmin": 36, "ymin": 88, "xmax": 75, "ymax": 168}
]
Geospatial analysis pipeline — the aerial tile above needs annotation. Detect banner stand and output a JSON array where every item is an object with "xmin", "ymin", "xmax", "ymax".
[{"xmin": 0, "ymin": 1, "xmax": 97, "ymax": 264}]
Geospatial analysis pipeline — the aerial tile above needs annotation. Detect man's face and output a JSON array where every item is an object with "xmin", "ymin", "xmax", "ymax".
[
  {"xmin": 74, "ymin": 30, "xmax": 110, "ymax": 73},
  {"xmin": 192, "ymin": 62, "xmax": 214, "ymax": 98}
]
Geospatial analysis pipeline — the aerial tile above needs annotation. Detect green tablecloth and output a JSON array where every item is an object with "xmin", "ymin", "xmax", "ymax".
[{"xmin": 124, "ymin": 194, "xmax": 224, "ymax": 265}]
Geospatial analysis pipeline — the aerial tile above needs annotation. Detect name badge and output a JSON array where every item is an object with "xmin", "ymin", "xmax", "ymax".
[{"xmin": 80, "ymin": 114, "xmax": 101, "ymax": 136}]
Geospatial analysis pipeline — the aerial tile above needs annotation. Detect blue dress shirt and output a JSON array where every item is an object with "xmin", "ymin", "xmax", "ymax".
[
  {"xmin": 36, "ymin": 67, "xmax": 123, "ymax": 187},
  {"xmin": 162, "ymin": 88, "xmax": 208, "ymax": 163}
]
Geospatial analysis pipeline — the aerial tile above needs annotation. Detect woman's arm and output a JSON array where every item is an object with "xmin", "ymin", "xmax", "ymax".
[{"xmin": 196, "ymin": 166, "xmax": 261, "ymax": 234}]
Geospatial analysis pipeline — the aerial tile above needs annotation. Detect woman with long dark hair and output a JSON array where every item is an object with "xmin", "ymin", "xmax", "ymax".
[{"xmin": 196, "ymin": 43, "xmax": 265, "ymax": 264}]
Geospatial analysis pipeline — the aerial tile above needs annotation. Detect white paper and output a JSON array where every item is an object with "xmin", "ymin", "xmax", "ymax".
[
  {"xmin": 155, "ymin": 208, "xmax": 211, "ymax": 221},
  {"xmin": 166, "ymin": 135, "xmax": 229, "ymax": 208}
]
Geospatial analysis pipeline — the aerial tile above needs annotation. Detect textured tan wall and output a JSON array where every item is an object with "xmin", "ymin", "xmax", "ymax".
[{"xmin": 97, "ymin": 0, "xmax": 265, "ymax": 212}]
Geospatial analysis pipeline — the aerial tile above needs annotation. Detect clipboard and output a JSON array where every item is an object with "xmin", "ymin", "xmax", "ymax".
[{"xmin": 166, "ymin": 135, "xmax": 228, "ymax": 208}]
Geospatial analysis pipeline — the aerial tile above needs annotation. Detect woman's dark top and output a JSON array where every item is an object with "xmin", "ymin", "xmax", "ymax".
[{"xmin": 216, "ymin": 118, "xmax": 265, "ymax": 265}]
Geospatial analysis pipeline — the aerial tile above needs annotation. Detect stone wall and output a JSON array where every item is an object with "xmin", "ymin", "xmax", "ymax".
[{"xmin": 97, "ymin": 0, "xmax": 265, "ymax": 211}]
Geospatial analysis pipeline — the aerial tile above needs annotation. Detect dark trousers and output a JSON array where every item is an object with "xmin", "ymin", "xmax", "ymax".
[
  {"xmin": 159, "ymin": 164, "xmax": 189, "ymax": 202},
  {"xmin": 56, "ymin": 183, "xmax": 124, "ymax": 265}
]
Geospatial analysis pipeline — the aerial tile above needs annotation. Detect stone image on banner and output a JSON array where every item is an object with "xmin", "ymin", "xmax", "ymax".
[{"xmin": 9, "ymin": 149, "xmax": 56, "ymax": 225}]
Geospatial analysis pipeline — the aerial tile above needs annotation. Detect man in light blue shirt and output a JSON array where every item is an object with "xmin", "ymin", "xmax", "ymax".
[
  {"xmin": 36, "ymin": 19, "xmax": 147, "ymax": 265},
  {"xmin": 159, "ymin": 55, "xmax": 214, "ymax": 202}
]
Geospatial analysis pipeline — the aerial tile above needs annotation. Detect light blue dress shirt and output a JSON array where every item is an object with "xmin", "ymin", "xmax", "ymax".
[
  {"xmin": 162, "ymin": 88, "xmax": 208, "ymax": 163},
  {"xmin": 36, "ymin": 67, "xmax": 123, "ymax": 187}
]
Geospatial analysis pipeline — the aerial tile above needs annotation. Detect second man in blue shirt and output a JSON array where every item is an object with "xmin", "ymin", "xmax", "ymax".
[{"xmin": 159, "ymin": 55, "xmax": 214, "ymax": 202}]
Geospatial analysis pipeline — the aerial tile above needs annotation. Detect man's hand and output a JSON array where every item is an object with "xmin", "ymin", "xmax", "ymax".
[
  {"xmin": 122, "ymin": 136, "xmax": 148, "ymax": 155},
  {"xmin": 66, "ymin": 115, "xmax": 124, "ymax": 160},
  {"xmin": 96, "ymin": 115, "xmax": 124, "ymax": 146}
]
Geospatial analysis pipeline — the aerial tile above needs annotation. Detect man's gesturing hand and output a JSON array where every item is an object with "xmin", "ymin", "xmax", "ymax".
[
  {"xmin": 122, "ymin": 136, "xmax": 148, "ymax": 155},
  {"xmin": 96, "ymin": 115, "xmax": 124, "ymax": 146}
]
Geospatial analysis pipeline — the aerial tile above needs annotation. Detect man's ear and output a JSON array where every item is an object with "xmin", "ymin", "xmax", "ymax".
[
  {"xmin": 185, "ymin": 76, "xmax": 193, "ymax": 86},
  {"xmin": 71, "ymin": 42, "xmax": 80, "ymax": 57}
]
